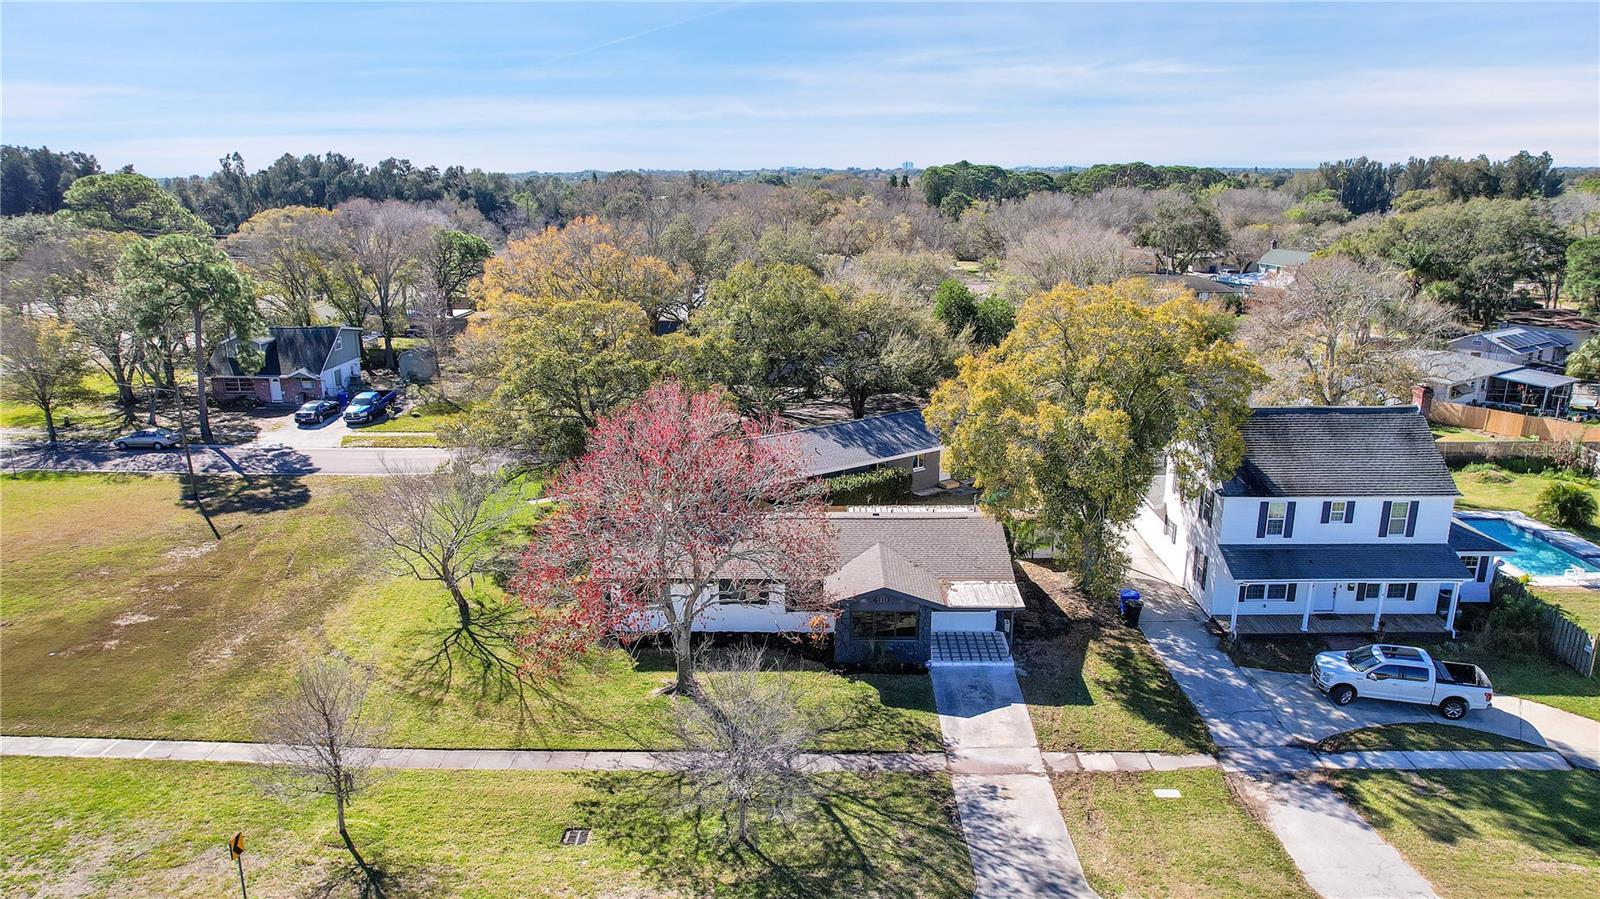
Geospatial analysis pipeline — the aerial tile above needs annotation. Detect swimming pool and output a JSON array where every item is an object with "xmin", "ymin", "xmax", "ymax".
[{"xmin": 1460, "ymin": 516, "xmax": 1600, "ymax": 576}]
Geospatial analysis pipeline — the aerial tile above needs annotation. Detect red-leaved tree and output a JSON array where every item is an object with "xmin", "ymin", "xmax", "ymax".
[{"xmin": 513, "ymin": 381, "xmax": 839, "ymax": 697}]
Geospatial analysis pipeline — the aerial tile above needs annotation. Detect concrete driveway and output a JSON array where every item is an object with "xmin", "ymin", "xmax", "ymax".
[{"xmin": 930, "ymin": 665, "xmax": 1098, "ymax": 898}]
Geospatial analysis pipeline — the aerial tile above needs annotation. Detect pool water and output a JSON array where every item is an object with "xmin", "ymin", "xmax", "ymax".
[{"xmin": 1461, "ymin": 517, "xmax": 1600, "ymax": 576}]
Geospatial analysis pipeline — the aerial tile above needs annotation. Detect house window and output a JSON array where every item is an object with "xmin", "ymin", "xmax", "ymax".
[
  {"xmin": 1242, "ymin": 584, "xmax": 1266, "ymax": 601},
  {"xmin": 716, "ymin": 579, "xmax": 770, "ymax": 606},
  {"xmin": 1459, "ymin": 555, "xmax": 1480, "ymax": 580},
  {"xmin": 1355, "ymin": 583, "xmax": 1382, "ymax": 602},
  {"xmin": 1243, "ymin": 583, "xmax": 1294, "ymax": 602},
  {"xmin": 300, "ymin": 379, "xmax": 317, "ymax": 391},
  {"xmin": 911, "ymin": 453, "xmax": 927, "ymax": 472},
  {"xmin": 1328, "ymin": 501, "xmax": 1347, "ymax": 522},
  {"xmin": 1265, "ymin": 584, "xmax": 1292, "ymax": 601},
  {"xmin": 1192, "ymin": 552, "xmax": 1208, "ymax": 588},
  {"xmin": 1264, "ymin": 502, "xmax": 1288, "ymax": 536},
  {"xmin": 1385, "ymin": 582, "xmax": 1410, "ymax": 600},
  {"xmin": 851, "ymin": 611, "xmax": 919, "ymax": 640},
  {"xmin": 1198, "ymin": 491, "xmax": 1215, "ymax": 526},
  {"xmin": 1385, "ymin": 501, "xmax": 1413, "ymax": 537}
]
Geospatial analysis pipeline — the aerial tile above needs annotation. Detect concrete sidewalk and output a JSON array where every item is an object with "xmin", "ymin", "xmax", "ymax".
[
  {"xmin": 0, "ymin": 735, "xmax": 945, "ymax": 772},
  {"xmin": 930, "ymin": 665, "xmax": 1099, "ymax": 898}
]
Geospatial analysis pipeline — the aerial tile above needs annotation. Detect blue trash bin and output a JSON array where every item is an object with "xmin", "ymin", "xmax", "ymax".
[{"xmin": 1118, "ymin": 589, "xmax": 1143, "ymax": 626}]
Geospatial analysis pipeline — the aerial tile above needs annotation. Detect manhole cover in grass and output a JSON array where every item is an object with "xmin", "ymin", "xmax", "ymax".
[{"xmin": 561, "ymin": 828, "xmax": 591, "ymax": 846}]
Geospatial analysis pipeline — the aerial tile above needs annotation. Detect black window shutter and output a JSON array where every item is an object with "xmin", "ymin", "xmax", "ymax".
[
  {"xmin": 1354, "ymin": 582, "xmax": 1365, "ymax": 600},
  {"xmin": 1237, "ymin": 585, "xmax": 1247, "ymax": 604},
  {"xmin": 1256, "ymin": 502, "xmax": 1269, "ymax": 538},
  {"xmin": 1199, "ymin": 556, "xmax": 1208, "ymax": 586},
  {"xmin": 1320, "ymin": 502, "xmax": 1331, "ymax": 524},
  {"xmin": 1379, "ymin": 501, "xmax": 1392, "ymax": 537},
  {"xmin": 1405, "ymin": 583, "xmax": 1417, "ymax": 602},
  {"xmin": 1287, "ymin": 583, "xmax": 1298, "ymax": 601},
  {"xmin": 1283, "ymin": 502, "xmax": 1296, "ymax": 537},
  {"xmin": 1344, "ymin": 501, "xmax": 1356, "ymax": 523},
  {"xmin": 1477, "ymin": 556, "xmax": 1489, "ymax": 581},
  {"xmin": 1404, "ymin": 502, "xmax": 1418, "ymax": 537}
]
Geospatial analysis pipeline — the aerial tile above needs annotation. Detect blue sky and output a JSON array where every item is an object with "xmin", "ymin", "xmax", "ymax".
[{"xmin": 3, "ymin": 2, "xmax": 1597, "ymax": 175}]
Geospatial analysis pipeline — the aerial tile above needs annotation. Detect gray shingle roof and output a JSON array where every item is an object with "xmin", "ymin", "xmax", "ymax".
[
  {"xmin": 1449, "ymin": 520, "xmax": 1512, "ymax": 555},
  {"xmin": 1257, "ymin": 248, "xmax": 1312, "ymax": 268},
  {"xmin": 1220, "ymin": 407, "xmax": 1459, "ymax": 498},
  {"xmin": 759, "ymin": 410, "xmax": 941, "ymax": 478},
  {"xmin": 1220, "ymin": 542, "xmax": 1471, "ymax": 582},
  {"xmin": 827, "ymin": 511, "xmax": 1017, "ymax": 607},
  {"xmin": 1411, "ymin": 349, "xmax": 1521, "ymax": 386},
  {"xmin": 208, "ymin": 326, "xmax": 342, "ymax": 379}
]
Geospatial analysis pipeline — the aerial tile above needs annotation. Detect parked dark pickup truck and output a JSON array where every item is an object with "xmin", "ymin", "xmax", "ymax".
[{"xmin": 342, "ymin": 390, "xmax": 398, "ymax": 424}]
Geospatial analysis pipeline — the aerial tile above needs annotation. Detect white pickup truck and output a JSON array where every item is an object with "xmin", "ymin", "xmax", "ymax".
[{"xmin": 1311, "ymin": 644, "xmax": 1493, "ymax": 720}]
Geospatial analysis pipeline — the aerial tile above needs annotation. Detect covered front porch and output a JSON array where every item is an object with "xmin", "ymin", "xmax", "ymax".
[{"xmin": 1230, "ymin": 612, "xmax": 1452, "ymax": 638}]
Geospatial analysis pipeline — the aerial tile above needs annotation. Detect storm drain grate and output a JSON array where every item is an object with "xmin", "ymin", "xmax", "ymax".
[{"xmin": 561, "ymin": 827, "xmax": 591, "ymax": 846}]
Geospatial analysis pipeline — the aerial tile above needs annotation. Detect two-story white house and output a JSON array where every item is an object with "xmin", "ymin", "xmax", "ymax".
[{"xmin": 1135, "ymin": 406, "xmax": 1510, "ymax": 638}]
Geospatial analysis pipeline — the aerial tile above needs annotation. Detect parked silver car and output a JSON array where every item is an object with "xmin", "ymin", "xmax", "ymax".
[{"xmin": 113, "ymin": 427, "xmax": 181, "ymax": 450}]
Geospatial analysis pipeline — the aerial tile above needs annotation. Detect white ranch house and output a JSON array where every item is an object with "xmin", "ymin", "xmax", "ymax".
[{"xmin": 1136, "ymin": 406, "xmax": 1510, "ymax": 639}]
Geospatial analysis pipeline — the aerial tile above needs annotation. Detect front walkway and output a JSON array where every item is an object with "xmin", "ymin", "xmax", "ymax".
[{"xmin": 929, "ymin": 665, "xmax": 1098, "ymax": 898}]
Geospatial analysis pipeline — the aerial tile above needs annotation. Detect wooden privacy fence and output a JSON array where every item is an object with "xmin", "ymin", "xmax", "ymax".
[
  {"xmin": 1429, "ymin": 399, "xmax": 1600, "ymax": 445},
  {"xmin": 1543, "ymin": 608, "xmax": 1599, "ymax": 678}
]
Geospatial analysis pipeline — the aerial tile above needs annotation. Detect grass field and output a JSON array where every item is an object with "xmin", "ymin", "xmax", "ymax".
[
  {"xmin": 1013, "ymin": 561, "xmax": 1213, "ymax": 754},
  {"xmin": 0, "ymin": 370, "xmax": 124, "ymax": 433},
  {"xmin": 0, "ymin": 473, "xmax": 939, "ymax": 751},
  {"xmin": 1054, "ymin": 770, "xmax": 1312, "ymax": 898},
  {"xmin": 1328, "ymin": 769, "xmax": 1600, "ymax": 899},
  {"xmin": 365, "ymin": 401, "xmax": 466, "ymax": 434},
  {"xmin": 0, "ymin": 757, "xmax": 972, "ymax": 899},
  {"xmin": 1453, "ymin": 465, "xmax": 1600, "ymax": 539},
  {"xmin": 341, "ymin": 433, "xmax": 444, "ymax": 447},
  {"xmin": 1529, "ymin": 585, "xmax": 1600, "ymax": 635},
  {"xmin": 1430, "ymin": 424, "xmax": 1530, "ymax": 443},
  {"xmin": 1315, "ymin": 723, "xmax": 1545, "ymax": 753}
]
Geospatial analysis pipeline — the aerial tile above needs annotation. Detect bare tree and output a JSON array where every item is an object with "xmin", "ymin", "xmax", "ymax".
[
  {"xmin": 336, "ymin": 199, "xmax": 446, "ymax": 368},
  {"xmin": 1244, "ymin": 256, "xmax": 1456, "ymax": 405},
  {"xmin": 660, "ymin": 645, "xmax": 823, "ymax": 847},
  {"xmin": 258, "ymin": 654, "xmax": 390, "ymax": 898},
  {"xmin": 344, "ymin": 452, "xmax": 521, "ymax": 631},
  {"xmin": 1004, "ymin": 221, "xmax": 1141, "ymax": 292}
]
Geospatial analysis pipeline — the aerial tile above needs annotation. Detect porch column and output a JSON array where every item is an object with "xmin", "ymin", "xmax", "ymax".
[
  {"xmin": 1445, "ymin": 583, "xmax": 1461, "ymax": 637},
  {"xmin": 1372, "ymin": 586, "xmax": 1386, "ymax": 632},
  {"xmin": 1300, "ymin": 583, "xmax": 1313, "ymax": 633},
  {"xmin": 1230, "ymin": 593, "xmax": 1240, "ymax": 635}
]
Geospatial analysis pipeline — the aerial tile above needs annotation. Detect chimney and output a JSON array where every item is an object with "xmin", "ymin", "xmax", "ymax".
[{"xmin": 1412, "ymin": 384, "xmax": 1434, "ymax": 417}]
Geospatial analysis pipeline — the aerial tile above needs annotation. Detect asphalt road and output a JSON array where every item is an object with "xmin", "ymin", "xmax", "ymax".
[{"xmin": 1, "ymin": 442, "xmax": 453, "ymax": 476}]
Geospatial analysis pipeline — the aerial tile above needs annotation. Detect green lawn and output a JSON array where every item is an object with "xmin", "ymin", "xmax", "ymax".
[
  {"xmin": 0, "ymin": 370, "xmax": 124, "ymax": 434},
  {"xmin": 1453, "ymin": 465, "xmax": 1600, "ymax": 540},
  {"xmin": 1529, "ymin": 585, "xmax": 1600, "ymax": 636},
  {"xmin": 1431, "ymin": 424, "xmax": 1528, "ymax": 443},
  {"xmin": 0, "ymin": 473, "xmax": 939, "ymax": 751},
  {"xmin": 1328, "ymin": 770, "xmax": 1600, "ymax": 899},
  {"xmin": 0, "ymin": 757, "xmax": 972, "ymax": 899},
  {"xmin": 1054, "ymin": 770, "xmax": 1312, "ymax": 898},
  {"xmin": 365, "ymin": 401, "xmax": 466, "ymax": 434},
  {"xmin": 1316, "ymin": 723, "xmax": 1545, "ymax": 753},
  {"xmin": 1014, "ymin": 561, "xmax": 1213, "ymax": 753},
  {"xmin": 342, "ymin": 433, "xmax": 444, "ymax": 447}
]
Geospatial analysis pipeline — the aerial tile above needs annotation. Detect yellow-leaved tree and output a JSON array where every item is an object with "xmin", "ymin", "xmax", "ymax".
[{"xmin": 926, "ymin": 278, "xmax": 1264, "ymax": 597}]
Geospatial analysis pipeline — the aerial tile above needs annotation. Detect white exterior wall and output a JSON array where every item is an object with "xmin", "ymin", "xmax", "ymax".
[
  {"xmin": 1210, "ymin": 579, "xmax": 1458, "ymax": 619},
  {"xmin": 1214, "ymin": 495, "xmax": 1455, "ymax": 545},
  {"xmin": 322, "ymin": 358, "xmax": 361, "ymax": 393},
  {"xmin": 630, "ymin": 583, "xmax": 829, "ymax": 634}
]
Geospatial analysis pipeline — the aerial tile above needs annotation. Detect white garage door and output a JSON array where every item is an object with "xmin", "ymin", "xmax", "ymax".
[{"xmin": 930, "ymin": 611, "xmax": 996, "ymax": 632}]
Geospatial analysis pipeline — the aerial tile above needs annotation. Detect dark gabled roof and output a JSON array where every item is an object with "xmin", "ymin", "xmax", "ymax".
[
  {"xmin": 1220, "ymin": 406, "xmax": 1459, "ymax": 498},
  {"xmin": 759, "ymin": 410, "xmax": 941, "ymax": 478},
  {"xmin": 1502, "ymin": 308, "xmax": 1600, "ymax": 332},
  {"xmin": 1141, "ymin": 273, "xmax": 1249, "ymax": 294},
  {"xmin": 207, "ymin": 326, "xmax": 344, "ymax": 379},
  {"xmin": 1220, "ymin": 542, "xmax": 1471, "ymax": 582},
  {"xmin": 1449, "ymin": 520, "xmax": 1513, "ymax": 555}
]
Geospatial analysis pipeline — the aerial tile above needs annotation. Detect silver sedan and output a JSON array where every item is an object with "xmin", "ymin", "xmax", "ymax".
[{"xmin": 113, "ymin": 427, "xmax": 181, "ymax": 450}]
